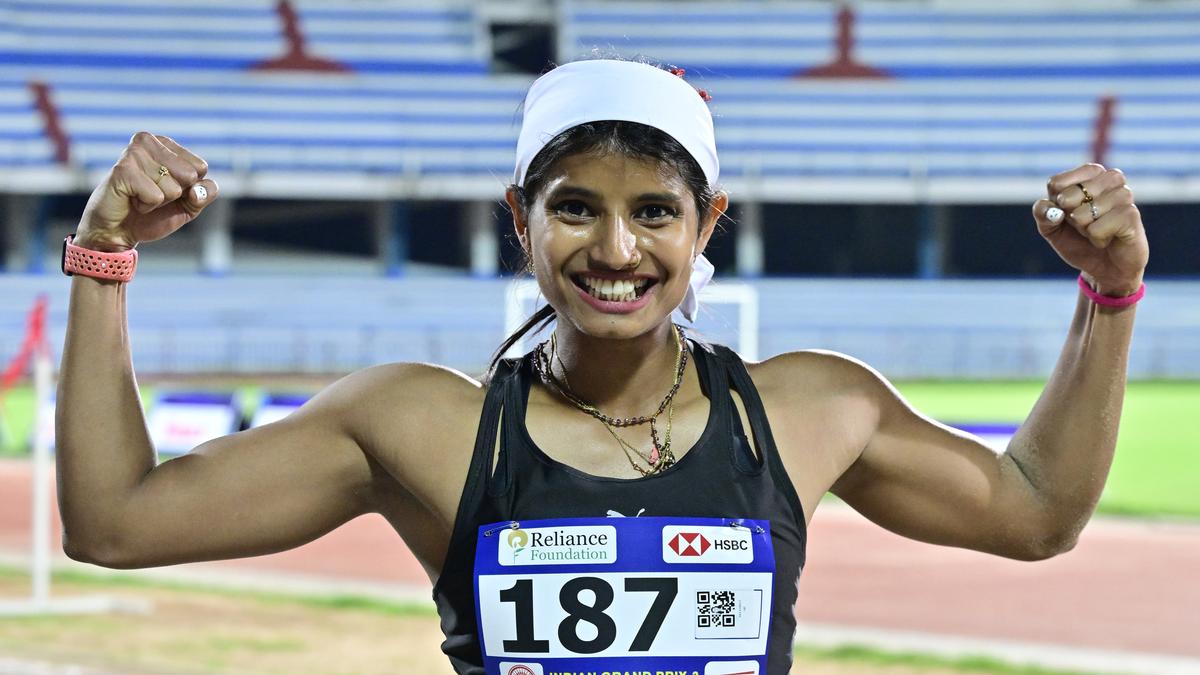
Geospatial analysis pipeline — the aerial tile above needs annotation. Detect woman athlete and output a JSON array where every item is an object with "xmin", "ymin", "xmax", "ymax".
[{"xmin": 57, "ymin": 59, "xmax": 1148, "ymax": 674}]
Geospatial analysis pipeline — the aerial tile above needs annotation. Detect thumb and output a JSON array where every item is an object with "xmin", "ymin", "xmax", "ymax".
[
  {"xmin": 186, "ymin": 178, "xmax": 219, "ymax": 212},
  {"xmin": 1032, "ymin": 198, "xmax": 1066, "ymax": 238}
]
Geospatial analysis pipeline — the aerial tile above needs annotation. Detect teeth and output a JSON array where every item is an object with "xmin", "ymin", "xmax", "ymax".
[{"xmin": 577, "ymin": 276, "xmax": 651, "ymax": 303}]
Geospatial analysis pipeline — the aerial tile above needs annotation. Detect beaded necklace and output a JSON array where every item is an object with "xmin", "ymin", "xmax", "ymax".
[{"xmin": 532, "ymin": 324, "xmax": 687, "ymax": 477}]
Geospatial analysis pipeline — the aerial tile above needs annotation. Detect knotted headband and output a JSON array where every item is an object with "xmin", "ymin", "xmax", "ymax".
[{"xmin": 513, "ymin": 59, "xmax": 719, "ymax": 322}]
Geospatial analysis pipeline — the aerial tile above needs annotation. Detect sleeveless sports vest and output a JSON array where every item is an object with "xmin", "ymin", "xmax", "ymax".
[{"xmin": 432, "ymin": 339, "xmax": 808, "ymax": 673}]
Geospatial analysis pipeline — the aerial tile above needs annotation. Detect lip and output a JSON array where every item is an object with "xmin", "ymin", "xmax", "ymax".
[
  {"xmin": 572, "ymin": 270, "xmax": 658, "ymax": 282},
  {"xmin": 572, "ymin": 278, "xmax": 658, "ymax": 314}
]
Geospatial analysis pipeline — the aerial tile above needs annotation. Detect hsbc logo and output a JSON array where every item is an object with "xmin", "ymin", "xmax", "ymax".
[
  {"xmin": 668, "ymin": 532, "xmax": 711, "ymax": 556},
  {"xmin": 662, "ymin": 525, "xmax": 754, "ymax": 564}
]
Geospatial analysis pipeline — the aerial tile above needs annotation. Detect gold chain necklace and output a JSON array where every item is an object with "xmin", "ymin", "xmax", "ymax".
[{"xmin": 532, "ymin": 325, "xmax": 686, "ymax": 477}]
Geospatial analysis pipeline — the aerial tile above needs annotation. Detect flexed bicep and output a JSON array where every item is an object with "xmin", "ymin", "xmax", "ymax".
[
  {"xmin": 67, "ymin": 365, "xmax": 406, "ymax": 569},
  {"xmin": 827, "ymin": 357, "xmax": 1059, "ymax": 561}
]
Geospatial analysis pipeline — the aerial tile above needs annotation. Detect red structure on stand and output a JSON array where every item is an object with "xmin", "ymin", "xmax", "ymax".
[
  {"xmin": 29, "ymin": 83, "xmax": 69, "ymax": 165},
  {"xmin": 799, "ymin": 6, "xmax": 890, "ymax": 79},
  {"xmin": 251, "ymin": 0, "xmax": 350, "ymax": 73},
  {"xmin": 1092, "ymin": 95, "xmax": 1117, "ymax": 166}
]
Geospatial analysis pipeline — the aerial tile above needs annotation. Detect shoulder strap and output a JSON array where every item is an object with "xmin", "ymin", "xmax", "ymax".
[
  {"xmin": 456, "ymin": 357, "xmax": 514, "ymax": 510},
  {"xmin": 712, "ymin": 344, "xmax": 807, "ymax": 524}
]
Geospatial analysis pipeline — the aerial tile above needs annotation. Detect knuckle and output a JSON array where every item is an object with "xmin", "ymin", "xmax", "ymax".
[
  {"xmin": 1107, "ymin": 167, "xmax": 1125, "ymax": 180},
  {"xmin": 129, "ymin": 130, "xmax": 155, "ymax": 145},
  {"xmin": 175, "ymin": 166, "xmax": 199, "ymax": 185},
  {"xmin": 162, "ymin": 184, "xmax": 183, "ymax": 201},
  {"xmin": 128, "ymin": 145, "xmax": 150, "ymax": 163}
]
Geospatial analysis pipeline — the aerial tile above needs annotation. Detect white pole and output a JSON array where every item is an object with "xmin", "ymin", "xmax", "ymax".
[
  {"xmin": 30, "ymin": 345, "xmax": 52, "ymax": 608},
  {"xmin": 0, "ymin": 306, "xmax": 149, "ymax": 617}
]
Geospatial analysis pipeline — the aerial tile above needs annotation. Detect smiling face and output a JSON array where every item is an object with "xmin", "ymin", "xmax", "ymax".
[{"xmin": 507, "ymin": 150, "xmax": 727, "ymax": 340}]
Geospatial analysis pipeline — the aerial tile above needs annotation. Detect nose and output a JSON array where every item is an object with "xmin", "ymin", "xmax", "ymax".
[{"xmin": 588, "ymin": 213, "xmax": 640, "ymax": 269}]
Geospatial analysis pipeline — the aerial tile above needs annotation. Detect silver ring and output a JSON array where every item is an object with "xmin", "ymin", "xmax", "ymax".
[{"xmin": 1089, "ymin": 202, "xmax": 1099, "ymax": 220}]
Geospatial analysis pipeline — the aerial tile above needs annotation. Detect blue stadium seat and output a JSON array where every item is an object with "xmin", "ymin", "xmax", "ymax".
[{"xmin": 1, "ymin": 1, "xmax": 1197, "ymax": 201}]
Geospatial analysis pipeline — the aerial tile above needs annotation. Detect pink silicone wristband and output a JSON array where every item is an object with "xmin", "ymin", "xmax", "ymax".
[
  {"xmin": 62, "ymin": 235, "xmax": 137, "ymax": 282},
  {"xmin": 1077, "ymin": 273, "xmax": 1145, "ymax": 308}
]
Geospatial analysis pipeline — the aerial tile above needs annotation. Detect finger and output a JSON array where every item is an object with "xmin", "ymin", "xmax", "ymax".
[
  {"xmin": 1068, "ymin": 183, "xmax": 1135, "ymax": 229},
  {"xmin": 130, "ymin": 177, "xmax": 222, "ymax": 244},
  {"xmin": 1056, "ymin": 167, "xmax": 1127, "ymax": 211},
  {"xmin": 129, "ymin": 130, "xmax": 200, "ymax": 188},
  {"xmin": 1081, "ymin": 203, "xmax": 1140, "ymax": 248},
  {"xmin": 128, "ymin": 144, "xmax": 193, "ymax": 207},
  {"xmin": 111, "ymin": 154, "xmax": 168, "ymax": 214},
  {"xmin": 1032, "ymin": 198, "xmax": 1067, "ymax": 237},
  {"xmin": 1046, "ymin": 163, "xmax": 1107, "ymax": 202},
  {"xmin": 187, "ymin": 178, "xmax": 219, "ymax": 212},
  {"xmin": 156, "ymin": 135, "xmax": 208, "ymax": 180}
]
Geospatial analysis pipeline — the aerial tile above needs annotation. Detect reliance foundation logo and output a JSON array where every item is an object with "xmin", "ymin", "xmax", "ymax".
[{"xmin": 498, "ymin": 525, "xmax": 617, "ymax": 566}]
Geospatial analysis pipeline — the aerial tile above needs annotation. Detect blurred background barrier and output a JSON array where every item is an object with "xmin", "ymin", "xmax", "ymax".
[{"xmin": 2, "ymin": 275, "xmax": 1198, "ymax": 379}]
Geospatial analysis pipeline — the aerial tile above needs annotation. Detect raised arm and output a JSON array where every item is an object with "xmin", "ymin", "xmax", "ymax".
[
  {"xmin": 57, "ymin": 132, "xmax": 386, "ymax": 568},
  {"xmin": 826, "ymin": 164, "xmax": 1148, "ymax": 561}
]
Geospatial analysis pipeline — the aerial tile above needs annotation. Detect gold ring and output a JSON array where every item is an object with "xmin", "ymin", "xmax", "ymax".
[
  {"xmin": 155, "ymin": 165, "xmax": 170, "ymax": 182},
  {"xmin": 1078, "ymin": 183, "xmax": 1093, "ymax": 203}
]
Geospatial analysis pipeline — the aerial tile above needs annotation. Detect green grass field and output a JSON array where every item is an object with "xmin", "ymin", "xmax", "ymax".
[
  {"xmin": 3, "ymin": 379, "xmax": 1198, "ymax": 519},
  {"xmin": 897, "ymin": 380, "xmax": 1200, "ymax": 519}
]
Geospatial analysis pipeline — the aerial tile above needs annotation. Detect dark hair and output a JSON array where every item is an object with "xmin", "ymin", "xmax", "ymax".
[{"xmin": 485, "ymin": 57, "xmax": 724, "ymax": 382}]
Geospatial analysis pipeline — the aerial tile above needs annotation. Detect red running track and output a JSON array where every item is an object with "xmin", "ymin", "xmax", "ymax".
[{"xmin": 2, "ymin": 459, "xmax": 1197, "ymax": 659}]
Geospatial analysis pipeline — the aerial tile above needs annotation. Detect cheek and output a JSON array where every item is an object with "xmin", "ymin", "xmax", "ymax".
[{"xmin": 531, "ymin": 224, "xmax": 581, "ymax": 271}]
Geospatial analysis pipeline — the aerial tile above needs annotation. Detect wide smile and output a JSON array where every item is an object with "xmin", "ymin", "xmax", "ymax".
[{"xmin": 569, "ymin": 273, "xmax": 659, "ymax": 314}]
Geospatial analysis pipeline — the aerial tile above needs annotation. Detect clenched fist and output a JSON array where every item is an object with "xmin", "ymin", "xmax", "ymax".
[
  {"xmin": 1034, "ymin": 163, "xmax": 1149, "ymax": 297},
  {"xmin": 74, "ymin": 131, "xmax": 219, "ymax": 252}
]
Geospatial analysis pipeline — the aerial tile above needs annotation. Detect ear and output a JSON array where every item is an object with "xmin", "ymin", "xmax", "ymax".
[
  {"xmin": 505, "ymin": 186, "xmax": 530, "ymax": 254},
  {"xmin": 693, "ymin": 190, "xmax": 728, "ymax": 258}
]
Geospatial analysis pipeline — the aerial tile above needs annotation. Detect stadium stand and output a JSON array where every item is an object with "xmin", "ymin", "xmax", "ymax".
[
  {"xmin": 560, "ymin": 1, "xmax": 1200, "ymax": 201},
  {"xmin": 2, "ymin": 1, "xmax": 1197, "ymax": 379},
  {"xmin": 0, "ymin": 0, "xmax": 510, "ymax": 199},
  {"xmin": 1, "ymin": 0, "xmax": 1197, "ymax": 202}
]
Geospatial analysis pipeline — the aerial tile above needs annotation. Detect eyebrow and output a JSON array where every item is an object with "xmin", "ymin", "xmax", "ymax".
[{"xmin": 548, "ymin": 185, "xmax": 683, "ymax": 203}]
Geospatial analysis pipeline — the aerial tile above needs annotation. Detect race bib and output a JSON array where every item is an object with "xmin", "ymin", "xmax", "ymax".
[{"xmin": 474, "ymin": 516, "xmax": 774, "ymax": 675}]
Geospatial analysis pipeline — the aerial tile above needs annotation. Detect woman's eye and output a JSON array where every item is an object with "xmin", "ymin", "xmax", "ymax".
[
  {"xmin": 640, "ymin": 205, "xmax": 678, "ymax": 221},
  {"xmin": 553, "ymin": 200, "xmax": 591, "ymax": 218}
]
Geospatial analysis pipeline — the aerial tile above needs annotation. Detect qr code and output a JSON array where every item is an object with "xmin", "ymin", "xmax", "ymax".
[{"xmin": 696, "ymin": 590, "xmax": 736, "ymax": 628}]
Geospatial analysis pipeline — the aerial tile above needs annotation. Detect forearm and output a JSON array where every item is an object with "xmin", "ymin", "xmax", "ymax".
[
  {"xmin": 1007, "ymin": 279, "xmax": 1139, "ymax": 545},
  {"xmin": 56, "ymin": 275, "xmax": 156, "ymax": 554}
]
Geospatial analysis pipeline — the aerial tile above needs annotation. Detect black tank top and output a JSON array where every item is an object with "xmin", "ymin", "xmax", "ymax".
[{"xmin": 432, "ymin": 339, "xmax": 808, "ymax": 673}]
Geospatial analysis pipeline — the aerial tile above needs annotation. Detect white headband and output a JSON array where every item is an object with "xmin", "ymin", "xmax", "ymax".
[{"xmin": 513, "ymin": 59, "xmax": 719, "ymax": 322}]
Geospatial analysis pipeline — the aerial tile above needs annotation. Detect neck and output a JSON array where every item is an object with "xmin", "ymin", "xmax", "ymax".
[{"xmin": 546, "ymin": 321, "xmax": 685, "ymax": 418}]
